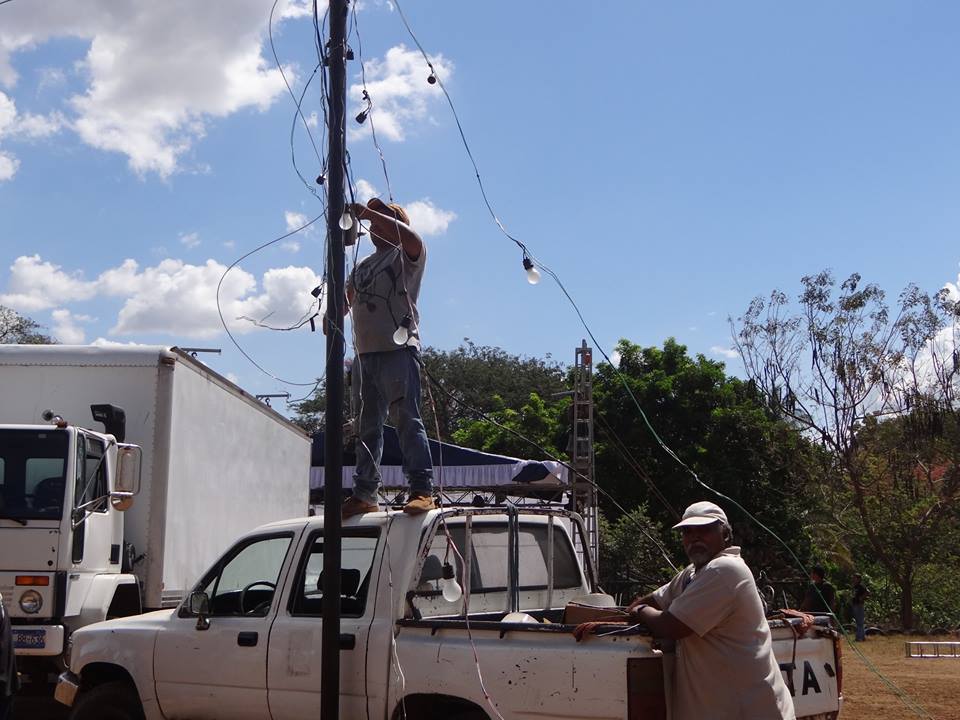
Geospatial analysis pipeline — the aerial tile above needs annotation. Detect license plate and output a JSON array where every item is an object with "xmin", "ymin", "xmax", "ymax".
[{"xmin": 13, "ymin": 628, "xmax": 46, "ymax": 650}]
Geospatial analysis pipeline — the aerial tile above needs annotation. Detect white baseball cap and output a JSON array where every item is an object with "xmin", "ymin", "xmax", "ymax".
[{"xmin": 673, "ymin": 501, "xmax": 729, "ymax": 529}]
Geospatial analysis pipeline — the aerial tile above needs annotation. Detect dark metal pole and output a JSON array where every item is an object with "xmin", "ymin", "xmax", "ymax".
[{"xmin": 321, "ymin": 0, "xmax": 348, "ymax": 717}]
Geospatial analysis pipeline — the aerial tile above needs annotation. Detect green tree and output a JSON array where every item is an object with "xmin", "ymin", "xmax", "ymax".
[
  {"xmin": 594, "ymin": 338, "xmax": 818, "ymax": 581},
  {"xmin": 598, "ymin": 505, "xmax": 674, "ymax": 603},
  {"xmin": 0, "ymin": 305, "xmax": 55, "ymax": 344},
  {"xmin": 420, "ymin": 340, "xmax": 568, "ymax": 440},
  {"xmin": 290, "ymin": 340, "xmax": 569, "ymax": 440},
  {"xmin": 452, "ymin": 392, "xmax": 567, "ymax": 458},
  {"xmin": 734, "ymin": 271, "xmax": 960, "ymax": 627}
]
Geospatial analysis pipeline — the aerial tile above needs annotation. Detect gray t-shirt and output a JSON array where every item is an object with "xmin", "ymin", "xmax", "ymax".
[
  {"xmin": 653, "ymin": 547, "xmax": 795, "ymax": 720},
  {"xmin": 347, "ymin": 243, "xmax": 426, "ymax": 354}
]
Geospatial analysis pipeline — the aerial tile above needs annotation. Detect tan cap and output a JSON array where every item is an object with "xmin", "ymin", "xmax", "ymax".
[{"xmin": 672, "ymin": 501, "xmax": 729, "ymax": 529}]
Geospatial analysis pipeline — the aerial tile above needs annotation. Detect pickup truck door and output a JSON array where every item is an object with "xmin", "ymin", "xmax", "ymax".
[
  {"xmin": 267, "ymin": 527, "xmax": 383, "ymax": 720},
  {"xmin": 154, "ymin": 532, "xmax": 296, "ymax": 720}
]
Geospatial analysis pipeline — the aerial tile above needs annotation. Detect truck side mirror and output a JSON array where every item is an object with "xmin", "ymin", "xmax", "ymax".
[
  {"xmin": 189, "ymin": 591, "xmax": 211, "ymax": 631},
  {"xmin": 113, "ymin": 445, "xmax": 142, "ymax": 511}
]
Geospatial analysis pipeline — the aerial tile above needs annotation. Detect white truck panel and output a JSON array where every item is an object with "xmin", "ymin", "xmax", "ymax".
[
  {"xmin": 0, "ymin": 345, "xmax": 311, "ymax": 611},
  {"xmin": 0, "ymin": 347, "xmax": 163, "ymax": 593},
  {"xmin": 159, "ymin": 356, "xmax": 309, "ymax": 604}
]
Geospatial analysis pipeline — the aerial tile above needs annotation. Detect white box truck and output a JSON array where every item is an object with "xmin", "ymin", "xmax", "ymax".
[{"xmin": 0, "ymin": 345, "xmax": 311, "ymax": 688}]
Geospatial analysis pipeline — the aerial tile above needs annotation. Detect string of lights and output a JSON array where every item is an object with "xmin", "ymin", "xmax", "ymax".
[{"xmin": 303, "ymin": 5, "xmax": 931, "ymax": 716}]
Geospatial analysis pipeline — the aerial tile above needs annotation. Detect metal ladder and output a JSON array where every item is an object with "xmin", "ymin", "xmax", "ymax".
[
  {"xmin": 570, "ymin": 340, "xmax": 599, "ymax": 572},
  {"xmin": 905, "ymin": 641, "xmax": 960, "ymax": 658}
]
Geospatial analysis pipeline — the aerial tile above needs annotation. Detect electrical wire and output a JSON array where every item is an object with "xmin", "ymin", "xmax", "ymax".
[{"xmin": 216, "ymin": 213, "xmax": 326, "ymax": 387}]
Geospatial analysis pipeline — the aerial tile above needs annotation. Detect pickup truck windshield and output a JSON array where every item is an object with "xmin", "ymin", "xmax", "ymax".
[{"xmin": 0, "ymin": 429, "xmax": 68, "ymax": 521}]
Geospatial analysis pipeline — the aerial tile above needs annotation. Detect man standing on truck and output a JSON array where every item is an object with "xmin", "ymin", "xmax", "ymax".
[
  {"xmin": 340, "ymin": 198, "xmax": 435, "ymax": 519},
  {"xmin": 626, "ymin": 501, "xmax": 795, "ymax": 720}
]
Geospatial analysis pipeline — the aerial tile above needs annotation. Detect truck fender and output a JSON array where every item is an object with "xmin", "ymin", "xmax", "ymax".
[{"xmin": 66, "ymin": 574, "xmax": 140, "ymax": 631}]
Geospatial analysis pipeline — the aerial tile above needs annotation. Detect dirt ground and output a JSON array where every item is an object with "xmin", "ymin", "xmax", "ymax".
[{"xmin": 840, "ymin": 634, "xmax": 960, "ymax": 720}]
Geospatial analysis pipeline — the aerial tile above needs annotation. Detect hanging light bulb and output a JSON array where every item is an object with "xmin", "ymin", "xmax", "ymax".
[
  {"xmin": 392, "ymin": 315, "xmax": 412, "ymax": 346},
  {"xmin": 440, "ymin": 562, "xmax": 463, "ymax": 603},
  {"xmin": 339, "ymin": 209, "xmax": 354, "ymax": 230},
  {"xmin": 522, "ymin": 257, "xmax": 541, "ymax": 285},
  {"xmin": 427, "ymin": 72, "xmax": 437, "ymax": 85}
]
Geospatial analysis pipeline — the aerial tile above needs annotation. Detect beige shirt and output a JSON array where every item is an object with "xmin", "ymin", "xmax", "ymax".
[
  {"xmin": 653, "ymin": 547, "xmax": 795, "ymax": 720},
  {"xmin": 347, "ymin": 242, "xmax": 426, "ymax": 354}
]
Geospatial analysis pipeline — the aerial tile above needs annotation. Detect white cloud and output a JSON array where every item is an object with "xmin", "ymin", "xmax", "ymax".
[
  {"xmin": 0, "ymin": 255, "xmax": 99, "ymax": 310},
  {"xmin": 50, "ymin": 308, "xmax": 91, "ymax": 344},
  {"xmin": 0, "ymin": 151, "xmax": 18, "ymax": 181},
  {"xmin": 354, "ymin": 179, "xmax": 378, "ymax": 203},
  {"xmin": 348, "ymin": 45, "xmax": 452, "ymax": 142},
  {"xmin": 405, "ymin": 198, "xmax": 456, "ymax": 236},
  {"xmin": 285, "ymin": 210, "xmax": 309, "ymax": 232},
  {"xmin": 609, "ymin": 349, "xmax": 622, "ymax": 368},
  {"xmin": 0, "ymin": 0, "xmax": 309, "ymax": 177},
  {"xmin": 710, "ymin": 345, "xmax": 740, "ymax": 360},
  {"xmin": 1, "ymin": 253, "xmax": 323, "ymax": 339},
  {"xmin": 179, "ymin": 232, "xmax": 200, "ymax": 249},
  {"xmin": 0, "ymin": 90, "xmax": 63, "ymax": 180}
]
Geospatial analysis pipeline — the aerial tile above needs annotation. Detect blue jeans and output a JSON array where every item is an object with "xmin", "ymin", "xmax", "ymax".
[
  {"xmin": 853, "ymin": 604, "xmax": 866, "ymax": 641},
  {"xmin": 353, "ymin": 348, "xmax": 433, "ymax": 504}
]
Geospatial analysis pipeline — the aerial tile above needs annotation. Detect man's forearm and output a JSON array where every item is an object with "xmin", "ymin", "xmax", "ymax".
[{"xmin": 630, "ymin": 605, "xmax": 692, "ymax": 640}]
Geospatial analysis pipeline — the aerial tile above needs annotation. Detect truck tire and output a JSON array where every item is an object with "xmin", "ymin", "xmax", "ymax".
[{"xmin": 70, "ymin": 681, "xmax": 145, "ymax": 720}]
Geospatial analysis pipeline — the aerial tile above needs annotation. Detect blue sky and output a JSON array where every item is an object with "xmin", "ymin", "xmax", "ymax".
[{"xmin": 1, "ymin": 1, "xmax": 959, "ymax": 409}]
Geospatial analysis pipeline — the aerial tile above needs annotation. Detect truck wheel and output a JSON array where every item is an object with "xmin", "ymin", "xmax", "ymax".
[{"xmin": 70, "ymin": 681, "xmax": 145, "ymax": 720}]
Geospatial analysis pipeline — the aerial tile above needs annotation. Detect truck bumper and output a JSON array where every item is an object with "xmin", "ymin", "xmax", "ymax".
[
  {"xmin": 54, "ymin": 671, "xmax": 80, "ymax": 707},
  {"xmin": 12, "ymin": 624, "xmax": 65, "ymax": 656}
]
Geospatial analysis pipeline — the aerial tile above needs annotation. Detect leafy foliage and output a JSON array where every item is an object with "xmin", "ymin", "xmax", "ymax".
[
  {"xmin": 593, "ymin": 338, "xmax": 817, "ymax": 580},
  {"xmin": 734, "ymin": 270, "xmax": 960, "ymax": 627}
]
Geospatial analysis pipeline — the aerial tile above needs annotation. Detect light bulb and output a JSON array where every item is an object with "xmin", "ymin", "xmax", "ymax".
[
  {"xmin": 522, "ymin": 257, "xmax": 541, "ymax": 285},
  {"xmin": 393, "ymin": 315, "xmax": 412, "ymax": 346},
  {"xmin": 339, "ymin": 210, "xmax": 354, "ymax": 230},
  {"xmin": 440, "ymin": 562, "xmax": 462, "ymax": 603}
]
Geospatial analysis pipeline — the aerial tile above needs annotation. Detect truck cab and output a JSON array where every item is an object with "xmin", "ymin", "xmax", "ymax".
[{"xmin": 0, "ymin": 409, "xmax": 141, "ymax": 687}]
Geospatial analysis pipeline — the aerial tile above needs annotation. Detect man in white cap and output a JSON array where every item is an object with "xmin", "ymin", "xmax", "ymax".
[{"xmin": 627, "ymin": 501, "xmax": 795, "ymax": 720}]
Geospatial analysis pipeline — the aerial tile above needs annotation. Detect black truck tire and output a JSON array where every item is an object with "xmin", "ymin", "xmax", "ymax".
[{"xmin": 70, "ymin": 681, "xmax": 145, "ymax": 720}]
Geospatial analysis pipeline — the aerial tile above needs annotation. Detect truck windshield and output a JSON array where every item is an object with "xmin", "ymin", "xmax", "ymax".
[{"xmin": 0, "ymin": 429, "xmax": 69, "ymax": 521}]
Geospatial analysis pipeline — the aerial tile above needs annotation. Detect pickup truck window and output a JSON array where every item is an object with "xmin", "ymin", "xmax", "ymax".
[
  {"xmin": 290, "ymin": 529, "xmax": 380, "ymax": 617},
  {"xmin": 197, "ymin": 534, "xmax": 293, "ymax": 617},
  {"xmin": 412, "ymin": 520, "xmax": 583, "ymax": 617}
]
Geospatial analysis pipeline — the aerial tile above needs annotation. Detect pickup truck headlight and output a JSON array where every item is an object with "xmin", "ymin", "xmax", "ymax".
[{"xmin": 20, "ymin": 589, "xmax": 43, "ymax": 614}]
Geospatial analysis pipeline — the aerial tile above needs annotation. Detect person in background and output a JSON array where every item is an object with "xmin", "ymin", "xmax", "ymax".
[
  {"xmin": 340, "ymin": 198, "xmax": 435, "ymax": 519},
  {"xmin": 800, "ymin": 565, "xmax": 836, "ymax": 615},
  {"xmin": 851, "ymin": 573, "xmax": 870, "ymax": 641},
  {"xmin": 580, "ymin": 501, "xmax": 795, "ymax": 720}
]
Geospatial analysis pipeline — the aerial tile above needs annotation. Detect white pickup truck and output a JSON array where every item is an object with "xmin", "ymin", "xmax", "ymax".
[{"xmin": 55, "ymin": 507, "xmax": 842, "ymax": 719}]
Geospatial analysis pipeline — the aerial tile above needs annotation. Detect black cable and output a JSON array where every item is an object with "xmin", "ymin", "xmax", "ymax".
[{"xmin": 215, "ymin": 213, "xmax": 326, "ymax": 387}]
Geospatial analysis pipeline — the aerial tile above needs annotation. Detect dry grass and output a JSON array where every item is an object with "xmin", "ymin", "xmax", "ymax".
[{"xmin": 840, "ymin": 634, "xmax": 960, "ymax": 720}]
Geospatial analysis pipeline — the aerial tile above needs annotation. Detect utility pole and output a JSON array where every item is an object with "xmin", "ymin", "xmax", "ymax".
[{"xmin": 321, "ymin": 0, "xmax": 348, "ymax": 717}]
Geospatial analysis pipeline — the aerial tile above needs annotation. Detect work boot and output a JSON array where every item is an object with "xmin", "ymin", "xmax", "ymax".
[
  {"xmin": 403, "ymin": 493, "xmax": 436, "ymax": 515},
  {"xmin": 342, "ymin": 496, "xmax": 378, "ymax": 520}
]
